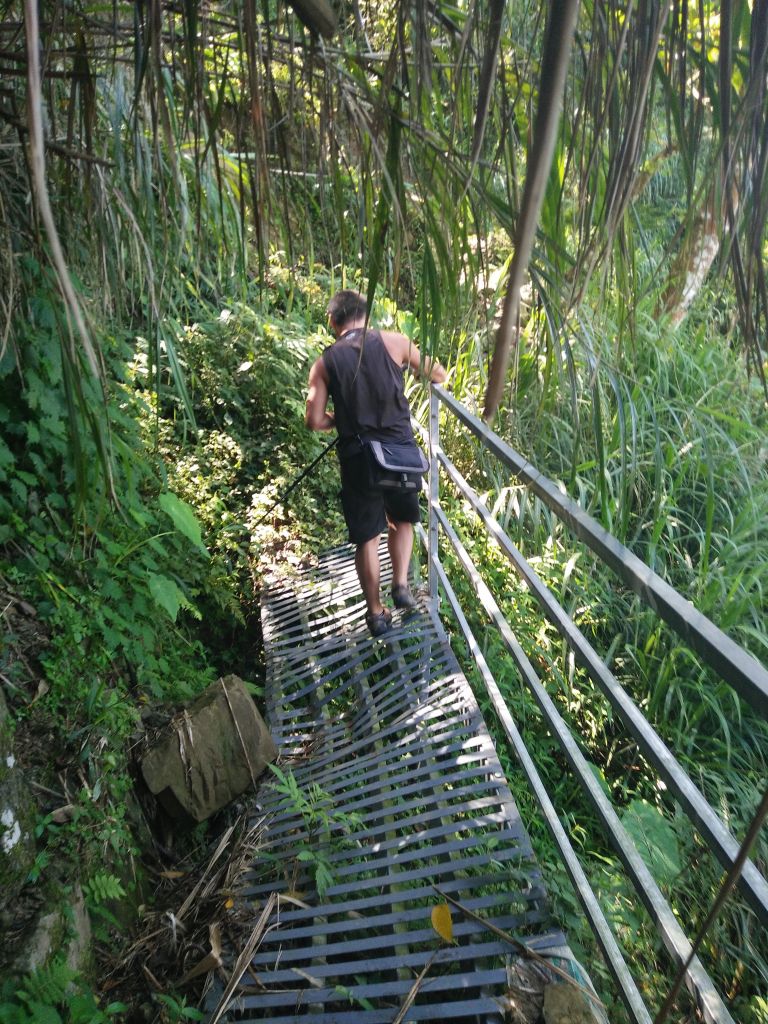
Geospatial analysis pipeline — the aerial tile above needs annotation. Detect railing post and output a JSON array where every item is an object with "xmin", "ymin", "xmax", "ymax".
[{"xmin": 428, "ymin": 384, "xmax": 440, "ymax": 607}]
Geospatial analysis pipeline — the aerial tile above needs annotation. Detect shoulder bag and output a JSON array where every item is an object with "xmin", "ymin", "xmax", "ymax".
[{"xmin": 361, "ymin": 437, "xmax": 429, "ymax": 492}]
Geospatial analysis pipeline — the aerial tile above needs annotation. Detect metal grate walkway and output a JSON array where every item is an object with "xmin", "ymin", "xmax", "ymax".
[{"xmin": 215, "ymin": 541, "xmax": 572, "ymax": 1022}]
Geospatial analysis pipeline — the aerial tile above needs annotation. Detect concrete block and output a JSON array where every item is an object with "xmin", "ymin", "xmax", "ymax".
[{"xmin": 141, "ymin": 676, "xmax": 277, "ymax": 823}]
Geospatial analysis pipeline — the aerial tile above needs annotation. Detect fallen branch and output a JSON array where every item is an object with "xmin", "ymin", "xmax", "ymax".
[
  {"xmin": 176, "ymin": 824, "xmax": 236, "ymax": 922},
  {"xmin": 432, "ymin": 886, "xmax": 604, "ymax": 1009},
  {"xmin": 207, "ymin": 892, "xmax": 278, "ymax": 1024},
  {"xmin": 391, "ymin": 950, "xmax": 439, "ymax": 1024}
]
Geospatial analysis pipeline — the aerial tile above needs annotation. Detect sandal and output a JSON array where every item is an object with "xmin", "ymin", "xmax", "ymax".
[
  {"xmin": 391, "ymin": 584, "xmax": 417, "ymax": 611},
  {"xmin": 365, "ymin": 608, "xmax": 393, "ymax": 637}
]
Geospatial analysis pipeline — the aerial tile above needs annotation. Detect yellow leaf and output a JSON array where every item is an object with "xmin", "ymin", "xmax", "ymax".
[
  {"xmin": 431, "ymin": 903, "xmax": 453, "ymax": 943},
  {"xmin": 225, "ymin": 897, "xmax": 234, "ymax": 909}
]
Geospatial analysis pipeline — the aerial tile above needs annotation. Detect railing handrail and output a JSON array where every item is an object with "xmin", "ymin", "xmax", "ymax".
[
  {"xmin": 433, "ymin": 385, "xmax": 768, "ymax": 718},
  {"xmin": 431, "ymin": 439, "xmax": 768, "ymax": 926},
  {"xmin": 423, "ymin": 386, "xmax": 767, "ymax": 1024}
]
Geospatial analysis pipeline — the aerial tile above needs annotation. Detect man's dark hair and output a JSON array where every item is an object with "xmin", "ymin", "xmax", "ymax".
[{"xmin": 327, "ymin": 290, "xmax": 369, "ymax": 329}]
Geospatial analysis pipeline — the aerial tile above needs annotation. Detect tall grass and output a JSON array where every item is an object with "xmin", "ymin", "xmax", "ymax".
[{"xmin": 434, "ymin": 270, "xmax": 767, "ymax": 1017}]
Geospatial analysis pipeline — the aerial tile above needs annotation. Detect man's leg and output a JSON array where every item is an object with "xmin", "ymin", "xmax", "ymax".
[
  {"xmin": 387, "ymin": 520, "xmax": 413, "ymax": 590},
  {"xmin": 340, "ymin": 455, "xmax": 387, "ymax": 621},
  {"xmin": 355, "ymin": 535, "xmax": 384, "ymax": 615},
  {"xmin": 383, "ymin": 490, "xmax": 420, "ymax": 609}
]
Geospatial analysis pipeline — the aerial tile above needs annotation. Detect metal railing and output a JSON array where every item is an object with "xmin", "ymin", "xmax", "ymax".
[{"xmin": 421, "ymin": 384, "xmax": 768, "ymax": 1024}]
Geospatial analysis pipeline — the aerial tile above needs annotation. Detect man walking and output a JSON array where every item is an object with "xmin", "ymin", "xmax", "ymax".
[{"xmin": 305, "ymin": 290, "xmax": 446, "ymax": 636}]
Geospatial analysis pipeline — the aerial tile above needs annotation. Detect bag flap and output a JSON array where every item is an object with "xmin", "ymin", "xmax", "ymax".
[{"xmin": 367, "ymin": 439, "xmax": 428, "ymax": 474}]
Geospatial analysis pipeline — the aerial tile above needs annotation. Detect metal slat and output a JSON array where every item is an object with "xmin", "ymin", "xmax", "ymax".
[
  {"xmin": 249, "ymin": 798, "xmax": 518, "ymax": 856},
  {"xmin": 274, "ymin": 647, "xmax": 453, "ymax": 724},
  {"xmin": 267, "ymin": 633, "xmax": 449, "ymax": 713},
  {"xmin": 283, "ymin": 830, "xmax": 530, "ymax": 880},
  {"xmin": 256, "ymin": 744, "xmax": 509, "ymax": 814},
  {"xmin": 241, "ymin": 874, "xmax": 547, "ymax": 922},
  {"xmin": 245, "ymin": 845, "xmax": 536, "ymax": 901},
  {"xmin": 247, "ymin": 892, "xmax": 548, "ymax": 946},
  {"xmin": 257, "ymin": 743, "xmax": 515, "ymax": 814},
  {"xmin": 245, "ymin": 889, "xmax": 539, "ymax": 931},
  {"xmin": 236, "ymin": 968, "xmax": 542, "ymax": 1008},
  {"xmin": 252, "ymin": 939, "xmax": 538, "ymax": 984},
  {"xmin": 255, "ymin": 784, "xmax": 527, "ymax": 858},
  {"xmin": 266, "ymin": 697, "xmax": 491, "ymax": 784},
  {"xmin": 245, "ymin": 914, "xmax": 550, "ymax": 960},
  {"xmin": 259, "ymin": 798, "xmax": 528, "ymax": 856},
  {"xmin": 246, "ymin": 785, "xmax": 527, "ymax": 856},
  {"xmin": 223, "ymin": 1002, "xmax": 514, "ymax": 1024},
  {"xmin": 416, "ymin": 523, "xmax": 653, "ymax": 1024},
  {"xmin": 226, "ymin": 999, "xmax": 505, "ymax": 1024}
]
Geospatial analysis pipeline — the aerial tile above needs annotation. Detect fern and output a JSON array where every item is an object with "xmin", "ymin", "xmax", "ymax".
[
  {"xmin": 82, "ymin": 872, "xmax": 126, "ymax": 907},
  {"xmin": 0, "ymin": 960, "xmax": 126, "ymax": 1024},
  {"xmin": 17, "ymin": 959, "xmax": 74, "ymax": 1009}
]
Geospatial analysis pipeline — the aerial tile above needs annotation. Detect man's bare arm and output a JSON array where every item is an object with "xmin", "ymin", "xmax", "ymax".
[
  {"xmin": 380, "ymin": 331, "xmax": 448, "ymax": 383},
  {"xmin": 305, "ymin": 358, "xmax": 336, "ymax": 431},
  {"xmin": 416, "ymin": 351, "xmax": 448, "ymax": 384}
]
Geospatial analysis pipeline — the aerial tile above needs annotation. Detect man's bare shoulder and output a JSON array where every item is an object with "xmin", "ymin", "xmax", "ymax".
[
  {"xmin": 378, "ymin": 330, "xmax": 413, "ymax": 366},
  {"xmin": 308, "ymin": 354, "xmax": 329, "ymax": 380}
]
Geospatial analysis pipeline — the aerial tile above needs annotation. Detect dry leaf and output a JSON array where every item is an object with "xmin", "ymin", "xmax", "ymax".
[
  {"xmin": 430, "ymin": 903, "xmax": 453, "ymax": 943},
  {"xmin": 31, "ymin": 680, "xmax": 49, "ymax": 704},
  {"xmin": 179, "ymin": 948, "xmax": 222, "ymax": 985},
  {"xmin": 50, "ymin": 804, "xmax": 75, "ymax": 824},
  {"xmin": 209, "ymin": 923, "xmax": 222, "ymax": 957},
  {"xmin": 276, "ymin": 893, "xmax": 312, "ymax": 910}
]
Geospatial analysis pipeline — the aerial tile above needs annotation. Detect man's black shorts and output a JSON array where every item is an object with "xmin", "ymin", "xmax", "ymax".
[{"xmin": 339, "ymin": 451, "xmax": 420, "ymax": 544}]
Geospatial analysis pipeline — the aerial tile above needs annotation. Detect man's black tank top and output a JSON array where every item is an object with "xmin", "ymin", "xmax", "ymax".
[{"xmin": 322, "ymin": 329, "xmax": 412, "ymax": 458}]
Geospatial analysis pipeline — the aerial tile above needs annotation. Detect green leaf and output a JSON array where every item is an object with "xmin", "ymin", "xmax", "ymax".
[
  {"xmin": 314, "ymin": 862, "xmax": 334, "ymax": 898},
  {"xmin": 147, "ymin": 573, "xmax": 184, "ymax": 621},
  {"xmin": 0, "ymin": 439, "xmax": 14, "ymax": 480},
  {"xmin": 67, "ymin": 993, "xmax": 105, "ymax": 1024},
  {"xmin": 10, "ymin": 478, "xmax": 27, "ymax": 504},
  {"xmin": 620, "ymin": 799, "xmax": 681, "ymax": 888},
  {"xmin": 587, "ymin": 761, "xmax": 611, "ymax": 799},
  {"xmin": 83, "ymin": 871, "xmax": 126, "ymax": 906},
  {"xmin": 27, "ymin": 1003, "xmax": 63, "ymax": 1024},
  {"xmin": 747, "ymin": 997, "xmax": 768, "ymax": 1024},
  {"xmin": 158, "ymin": 492, "xmax": 208, "ymax": 555},
  {"xmin": 0, "ymin": 1003, "xmax": 25, "ymax": 1024}
]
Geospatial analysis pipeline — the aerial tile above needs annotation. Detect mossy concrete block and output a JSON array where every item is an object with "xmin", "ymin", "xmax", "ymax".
[
  {"xmin": 0, "ymin": 688, "xmax": 37, "ymax": 904},
  {"xmin": 141, "ymin": 675, "xmax": 277, "ymax": 823}
]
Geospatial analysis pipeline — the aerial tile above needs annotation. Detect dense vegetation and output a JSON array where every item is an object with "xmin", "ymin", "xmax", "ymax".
[{"xmin": 0, "ymin": 0, "xmax": 766, "ymax": 1021}]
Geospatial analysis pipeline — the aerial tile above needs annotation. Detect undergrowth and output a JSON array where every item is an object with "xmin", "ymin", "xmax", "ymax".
[
  {"xmin": 430, "ymin": 286, "xmax": 768, "ymax": 1021},
  {"xmin": 0, "ymin": 253, "xmax": 339, "ymax": 1017}
]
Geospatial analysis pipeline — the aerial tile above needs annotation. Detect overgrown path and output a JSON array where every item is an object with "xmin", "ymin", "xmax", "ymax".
[{"xmin": 206, "ymin": 541, "xmax": 583, "ymax": 1023}]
